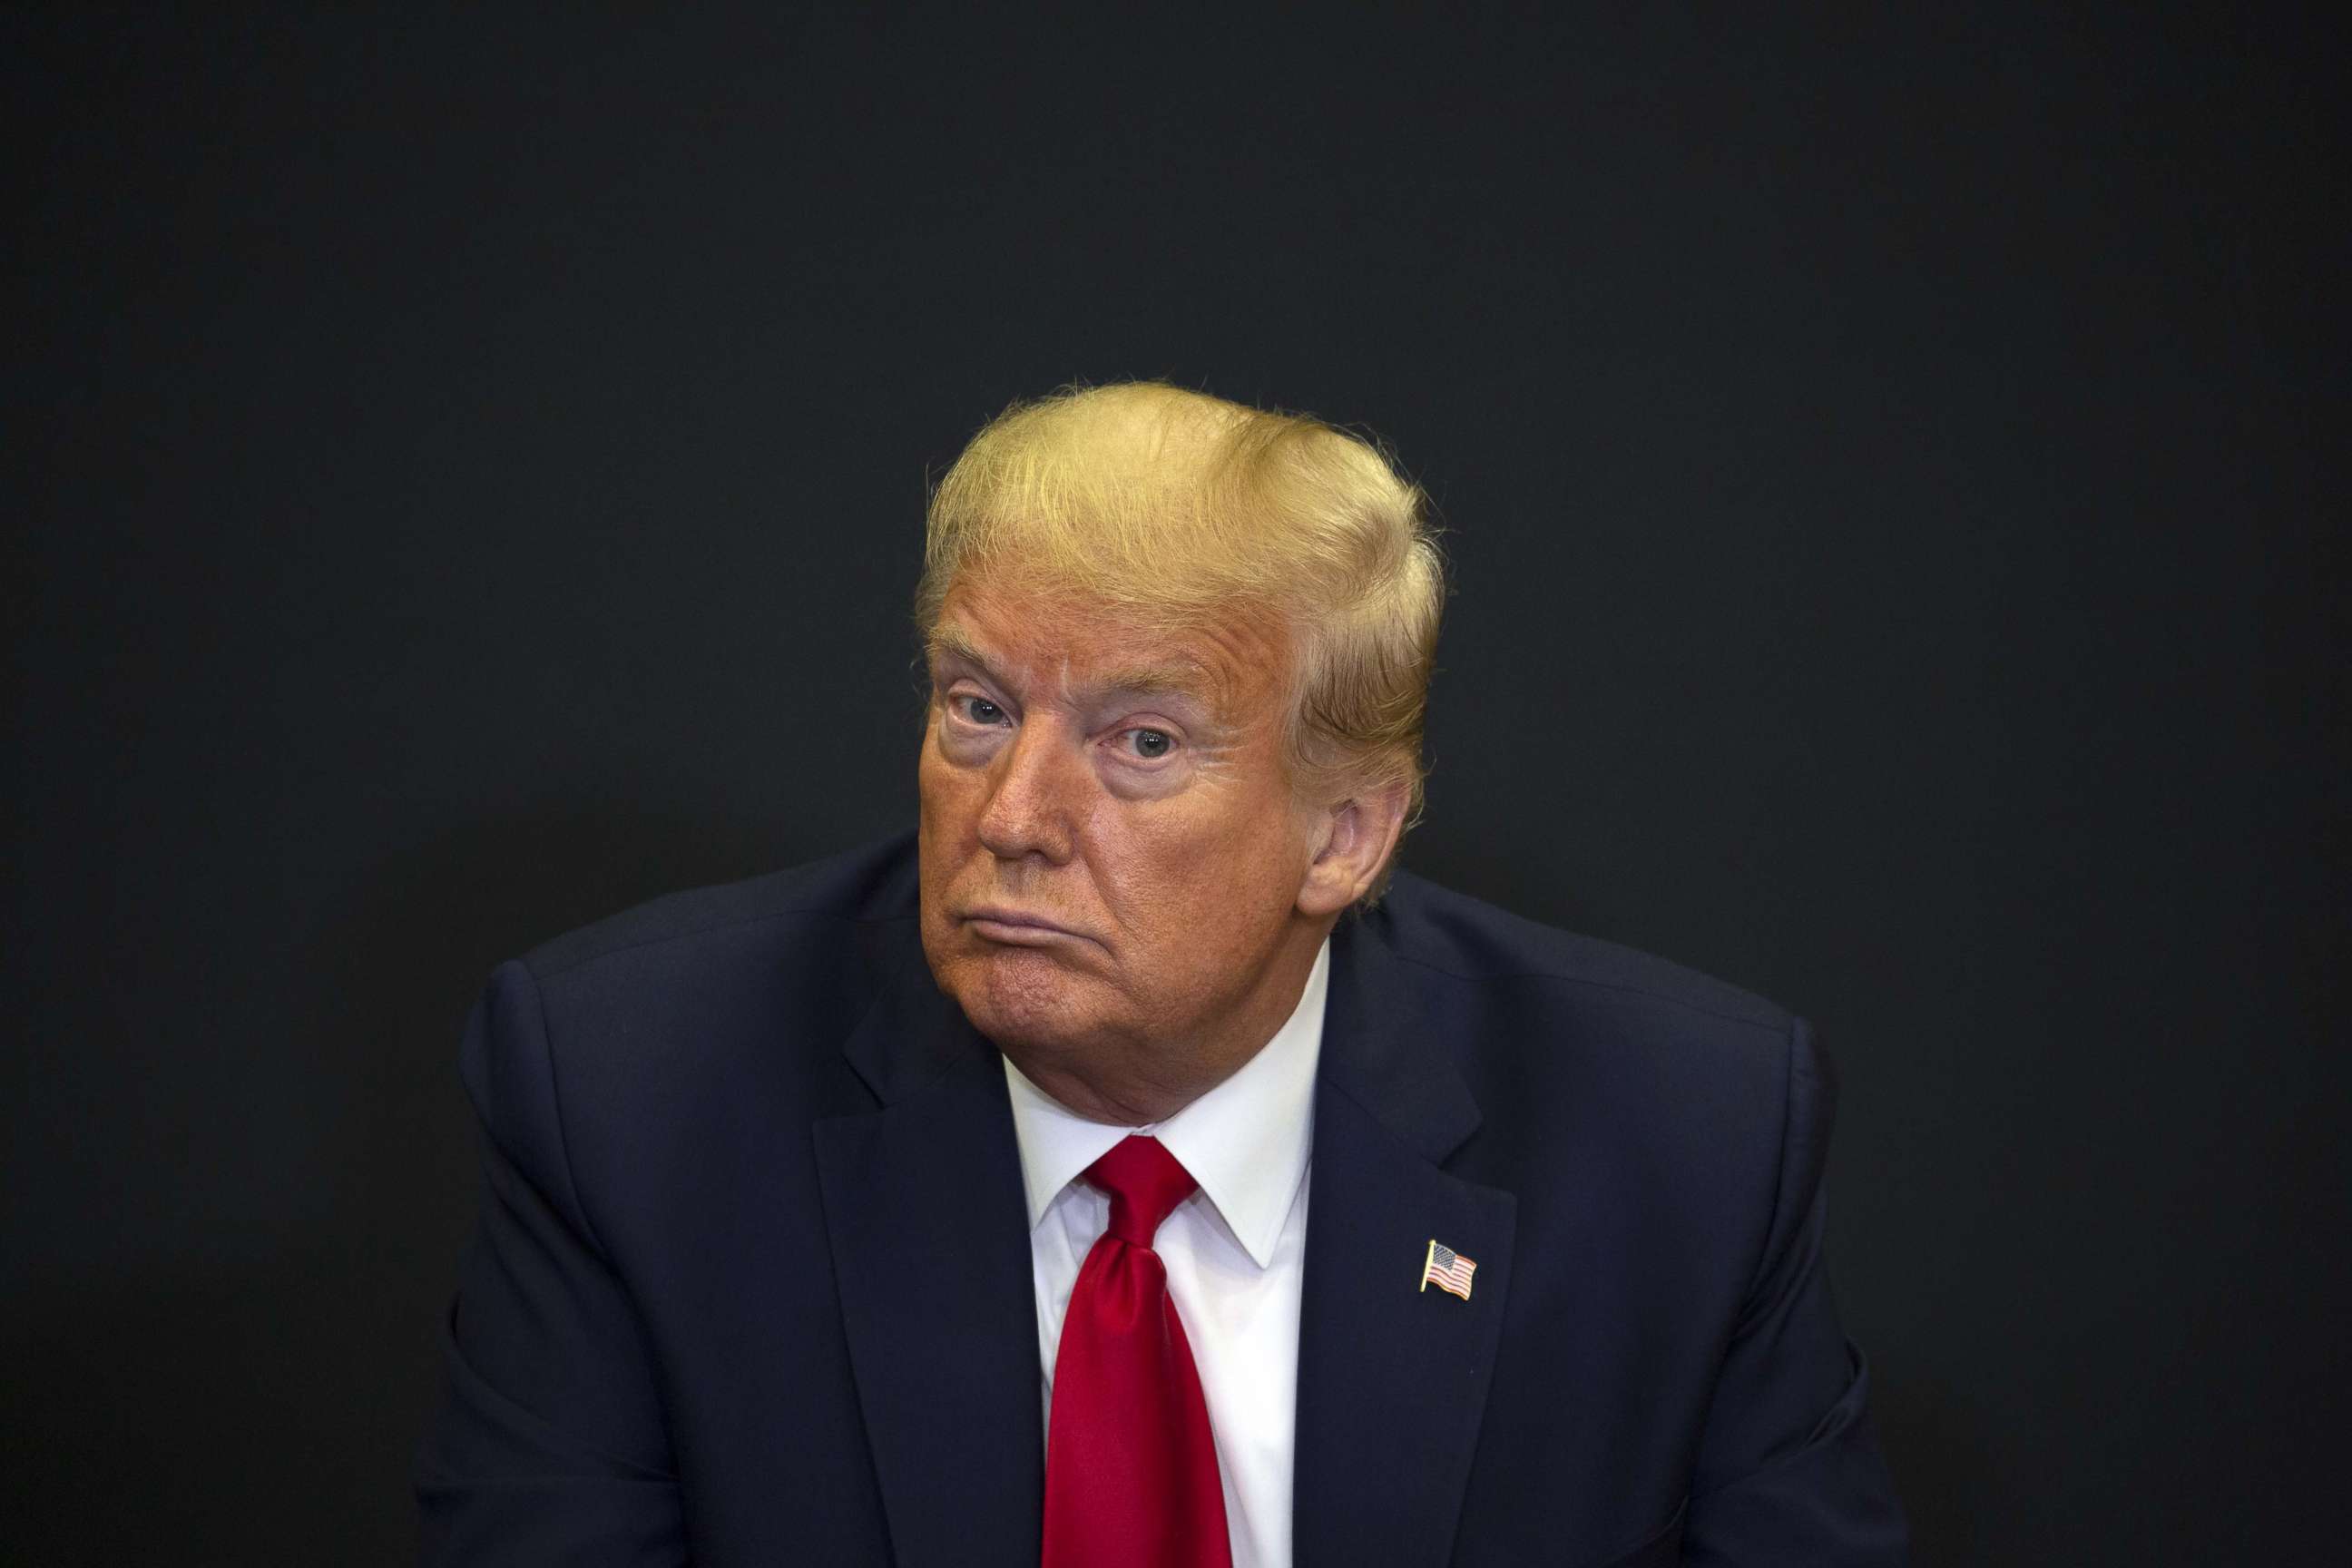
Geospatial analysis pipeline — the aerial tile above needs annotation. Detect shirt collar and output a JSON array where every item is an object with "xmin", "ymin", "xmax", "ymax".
[{"xmin": 1002, "ymin": 938, "xmax": 1328, "ymax": 1269}]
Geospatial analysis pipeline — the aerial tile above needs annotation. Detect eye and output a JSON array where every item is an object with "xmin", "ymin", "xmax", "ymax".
[
  {"xmin": 1122, "ymin": 728, "xmax": 1174, "ymax": 760},
  {"xmin": 952, "ymin": 694, "xmax": 1007, "ymax": 726}
]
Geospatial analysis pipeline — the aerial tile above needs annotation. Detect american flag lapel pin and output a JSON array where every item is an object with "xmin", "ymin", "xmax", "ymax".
[{"xmin": 1420, "ymin": 1239, "xmax": 1477, "ymax": 1300}]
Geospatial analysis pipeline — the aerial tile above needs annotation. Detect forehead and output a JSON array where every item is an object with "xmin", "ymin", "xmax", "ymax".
[{"xmin": 929, "ymin": 580, "xmax": 1288, "ymax": 717}]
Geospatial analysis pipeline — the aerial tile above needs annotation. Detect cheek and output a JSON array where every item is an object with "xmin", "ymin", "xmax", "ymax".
[
  {"xmin": 916, "ymin": 740, "xmax": 978, "ymax": 839},
  {"xmin": 1093, "ymin": 794, "xmax": 1305, "ymax": 942}
]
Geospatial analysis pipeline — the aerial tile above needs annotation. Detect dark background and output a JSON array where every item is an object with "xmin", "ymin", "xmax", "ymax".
[{"xmin": 5, "ymin": 6, "xmax": 2342, "ymax": 1563}]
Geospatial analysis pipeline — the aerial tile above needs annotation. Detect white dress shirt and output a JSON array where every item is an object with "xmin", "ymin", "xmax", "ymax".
[{"xmin": 1004, "ymin": 939, "xmax": 1328, "ymax": 1568}]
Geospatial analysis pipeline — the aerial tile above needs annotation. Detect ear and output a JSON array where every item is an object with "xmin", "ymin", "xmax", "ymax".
[{"xmin": 1296, "ymin": 780, "xmax": 1411, "ymax": 918}]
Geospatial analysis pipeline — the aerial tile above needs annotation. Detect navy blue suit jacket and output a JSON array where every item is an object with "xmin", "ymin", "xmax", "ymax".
[{"xmin": 416, "ymin": 833, "xmax": 1907, "ymax": 1565}]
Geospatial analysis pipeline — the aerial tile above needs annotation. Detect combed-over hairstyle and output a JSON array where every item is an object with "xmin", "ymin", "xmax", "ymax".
[{"xmin": 916, "ymin": 381, "xmax": 1445, "ymax": 842}]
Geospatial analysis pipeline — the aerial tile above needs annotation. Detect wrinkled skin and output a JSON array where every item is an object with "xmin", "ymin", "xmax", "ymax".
[{"xmin": 916, "ymin": 575, "xmax": 1403, "ymax": 1124}]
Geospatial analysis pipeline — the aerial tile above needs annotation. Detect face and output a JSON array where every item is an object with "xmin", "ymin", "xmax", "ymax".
[{"xmin": 917, "ymin": 576, "xmax": 1338, "ymax": 1123}]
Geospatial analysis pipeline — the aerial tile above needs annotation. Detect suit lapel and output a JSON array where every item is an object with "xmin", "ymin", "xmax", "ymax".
[
  {"xmin": 813, "ymin": 928, "xmax": 1043, "ymax": 1568},
  {"xmin": 1293, "ymin": 915, "xmax": 1517, "ymax": 1568}
]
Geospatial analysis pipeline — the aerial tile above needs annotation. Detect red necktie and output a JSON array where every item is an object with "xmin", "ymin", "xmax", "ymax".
[{"xmin": 1042, "ymin": 1135, "xmax": 1232, "ymax": 1568}]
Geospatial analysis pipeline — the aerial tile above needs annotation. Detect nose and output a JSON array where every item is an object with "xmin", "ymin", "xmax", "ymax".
[{"xmin": 975, "ymin": 717, "xmax": 1079, "ymax": 865}]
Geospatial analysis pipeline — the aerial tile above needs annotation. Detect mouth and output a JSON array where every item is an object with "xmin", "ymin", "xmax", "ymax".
[{"xmin": 960, "ymin": 906, "xmax": 1093, "ymax": 947}]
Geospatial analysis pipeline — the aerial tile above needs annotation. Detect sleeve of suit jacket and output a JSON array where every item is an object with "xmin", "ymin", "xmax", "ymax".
[
  {"xmin": 1681, "ymin": 1017, "xmax": 1909, "ymax": 1565},
  {"xmin": 413, "ymin": 959, "xmax": 691, "ymax": 1566}
]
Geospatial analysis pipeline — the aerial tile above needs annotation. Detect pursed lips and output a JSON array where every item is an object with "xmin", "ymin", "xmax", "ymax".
[{"xmin": 960, "ymin": 906, "xmax": 1096, "ymax": 946}]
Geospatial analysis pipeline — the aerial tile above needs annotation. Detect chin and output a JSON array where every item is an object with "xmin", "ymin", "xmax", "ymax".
[{"xmin": 936, "ymin": 945, "xmax": 1112, "ymax": 1056}]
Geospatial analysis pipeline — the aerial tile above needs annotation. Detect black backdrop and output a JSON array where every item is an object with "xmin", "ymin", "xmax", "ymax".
[{"xmin": 5, "ymin": 8, "xmax": 2342, "ymax": 1564}]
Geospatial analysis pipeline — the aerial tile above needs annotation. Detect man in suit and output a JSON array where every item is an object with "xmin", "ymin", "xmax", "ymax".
[{"xmin": 416, "ymin": 383, "xmax": 1908, "ymax": 1565}]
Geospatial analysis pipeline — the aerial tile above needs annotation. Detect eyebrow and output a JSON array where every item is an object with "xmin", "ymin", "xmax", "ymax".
[{"xmin": 927, "ymin": 625, "xmax": 1219, "ymax": 710}]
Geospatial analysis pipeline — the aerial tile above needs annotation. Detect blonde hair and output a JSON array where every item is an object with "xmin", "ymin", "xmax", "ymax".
[{"xmin": 917, "ymin": 381, "xmax": 1446, "ymax": 838}]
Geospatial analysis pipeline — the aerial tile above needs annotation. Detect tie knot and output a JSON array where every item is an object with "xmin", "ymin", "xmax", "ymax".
[{"xmin": 1084, "ymin": 1135, "xmax": 1199, "ymax": 1246}]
